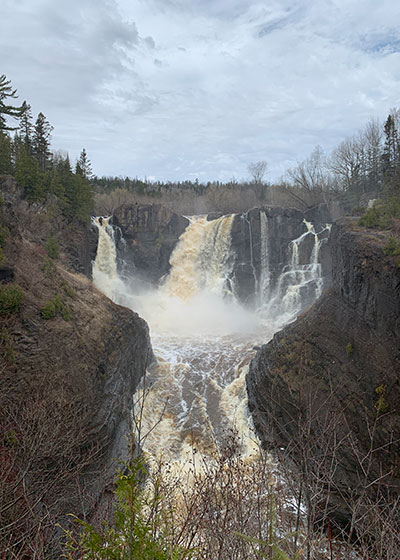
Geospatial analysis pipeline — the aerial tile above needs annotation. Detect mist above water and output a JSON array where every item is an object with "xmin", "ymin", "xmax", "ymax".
[{"xmin": 92, "ymin": 213, "xmax": 328, "ymax": 465}]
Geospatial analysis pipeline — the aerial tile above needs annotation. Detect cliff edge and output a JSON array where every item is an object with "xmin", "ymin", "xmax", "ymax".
[
  {"xmin": 247, "ymin": 218, "xmax": 400, "ymax": 527},
  {"xmin": 0, "ymin": 179, "xmax": 153, "ymax": 557}
]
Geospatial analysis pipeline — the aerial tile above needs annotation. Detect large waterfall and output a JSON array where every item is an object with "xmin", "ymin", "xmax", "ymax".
[{"xmin": 92, "ymin": 212, "xmax": 329, "ymax": 466}]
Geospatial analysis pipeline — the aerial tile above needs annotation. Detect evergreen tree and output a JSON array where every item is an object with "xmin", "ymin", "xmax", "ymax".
[
  {"xmin": 0, "ymin": 74, "xmax": 26, "ymax": 131},
  {"xmin": 18, "ymin": 101, "xmax": 33, "ymax": 153},
  {"xmin": 75, "ymin": 148, "xmax": 93, "ymax": 180},
  {"xmin": 15, "ymin": 143, "xmax": 43, "ymax": 200},
  {"xmin": 32, "ymin": 112, "xmax": 53, "ymax": 172},
  {"xmin": 381, "ymin": 114, "xmax": 400, "ymax": 177},
  {"xmin": 0, "ymin": 132, "xmax": 12, "ymax": 174}
]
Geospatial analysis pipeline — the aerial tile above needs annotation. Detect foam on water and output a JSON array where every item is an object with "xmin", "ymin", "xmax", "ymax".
[{"xmin": 92, "ymin": 213, "xmax": 328, "ymax": 471}]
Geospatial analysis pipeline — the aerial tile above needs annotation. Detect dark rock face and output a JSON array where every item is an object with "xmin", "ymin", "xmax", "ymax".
[
  {"xmin": 63, "ymin": 223, "xmax": 99, "ymax": 277},
  {"xmin": 247, "ymin": 218, "xmax": 400, "ymax": 524},
  {"xmin": 0, "ymin": 182, "xmax": 153, "ymax": 555},
  {"xmin": 112, "ymin": 203, "xmax": 189, "ymax": 285},
  {"xmin": 230, "ymin": 205, "xmax": 332, "ymax": 305}
]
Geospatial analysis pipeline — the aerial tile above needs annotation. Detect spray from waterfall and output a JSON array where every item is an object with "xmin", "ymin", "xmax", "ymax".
[{"xmin": 92, "ymin": 210, "xmax": 331, "ymax": 466}]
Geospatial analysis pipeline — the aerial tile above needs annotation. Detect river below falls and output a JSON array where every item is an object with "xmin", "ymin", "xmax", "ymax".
[{"xmin": 92, "ymin": 213, "xmax": 326, "ymax": 470}]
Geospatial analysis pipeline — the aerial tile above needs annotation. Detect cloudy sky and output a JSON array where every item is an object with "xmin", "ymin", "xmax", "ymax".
[{"xmin": 1, "ymin": 0, "xmax": 400, "ymax": 182}]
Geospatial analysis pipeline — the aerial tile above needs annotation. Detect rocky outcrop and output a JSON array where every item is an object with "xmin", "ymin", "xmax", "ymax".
[
  {"xmin": 247, "ymin": 218, "xmax": 400, "ymax": 526},
  {"xmin": 0, "ymin": 179, "xmax": 153, "ymax": 557},
  {"xmin": 1, "ymin": 177, "xmax": 98, "ymax": 277},
  {"xmin": 230, "ymin": 204, "xmax": 331, "ymax": 304},
  {"xmin": 112, "ymin": 203, "xmax": 189, "ymax": 285}
]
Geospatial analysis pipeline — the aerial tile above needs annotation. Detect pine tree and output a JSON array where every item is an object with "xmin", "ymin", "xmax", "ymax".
[
  {"xmin": 75, "ymin": 148, "xmax": 93, "ymax": 180},
  {"xmin": 0, "ymin": 74, "xmax": 26, "ymax": 131},
  {"xmin": 381, "ymin": 115, "xmax": 400, "ymax": 177},
  {"xmin": 15, "ymin": 143, "xmax": 43, "ymax": 200},
  {"xmin": 32, "ymin": 112, "xmax": 53, "ymax": 172},
  {"xmin": 18, "ymin": 101, "xmax": 33, "ymax": 153},
  {"xmin": 0, "ymin": 132, "xmax": 12, "ymax": 174}
]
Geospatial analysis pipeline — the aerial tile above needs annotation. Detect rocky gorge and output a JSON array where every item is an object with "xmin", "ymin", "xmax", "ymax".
[
  {"xmin": 2, "ymin": 179, "xmax": 399, "ymax": 556},
  {"xmin": 247, "ymin": 218, "xmax": 400, "ymax": 530}
]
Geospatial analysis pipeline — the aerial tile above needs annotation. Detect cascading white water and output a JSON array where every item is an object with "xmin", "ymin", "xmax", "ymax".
[
  {"xmin": 258, "ymin": 210, "xmax": 270, "ymax": 305},
  {"xmin": 92, "ymin": 212, "xmax": 330, "ymax": 469},
  {"xmin": 263, "ymin": 219, "xmax": 330, "ymax": 322}
]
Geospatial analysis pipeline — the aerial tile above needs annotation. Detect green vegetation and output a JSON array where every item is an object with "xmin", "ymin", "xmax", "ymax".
[
  {"xmin": 383, "ymin": 237, "xmax": 400, "ymax": 256},
  {"xmin": 0, "ymin": 284, "xmax": 23, "ymax": 316},
  {"xmin": 345, "ymin": 342, "xmax": 353, "ymax": 356},
  {"xmin": 358, "ymin": 197, "xmax": 400, "ymax": 229},
  {"xmin": 41, "ymin": 256, "xmax": 56, "ymax": 277},
  {"xmin": 61, "ymin": 280, "xmax": 76, "ymax": 299},
  {"xmin": 375, "ymin": 385, "xmax": 389, "ymax": 415},
  {"xmin": 64, "ymin": 458, "xmax": 192, "ymax": 560},
  {"xmin": 1, "ymin": 75, "xmax": 93, "ymax": 224},
  {"xmin": 41, "ymin": 294, "xmax": 71, "ymax": 320},
  {"xmin": 45, "ymin": 236, "xmax": 59, "ymax": 259}
]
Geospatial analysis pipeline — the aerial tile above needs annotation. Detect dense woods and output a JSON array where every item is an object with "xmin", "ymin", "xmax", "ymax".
[{"xmin": 0, "ymin": 75, "xmax": 93, "ymax": 223}]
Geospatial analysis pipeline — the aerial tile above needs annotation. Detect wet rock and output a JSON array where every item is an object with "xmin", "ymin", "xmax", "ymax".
[
  {"xmin": 247, "ymin": 218, "xmax": 400, "ymax": 525},
  {"xmin": 230, "ymin": 204, "xmax": 332, "ymax": 305},
  {"xmin": 112, "ymin": 203, "xmax": 189, "ymax": 285}
]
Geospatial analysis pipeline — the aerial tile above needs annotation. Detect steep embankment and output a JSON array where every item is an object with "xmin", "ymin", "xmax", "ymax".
[
  {"xmin": 247, "ymin": 218, "xmax": 400, "ymax": 525},
  {"xmin": 0, "ymin": 179, "xmax": 153, "ymax": 557}
]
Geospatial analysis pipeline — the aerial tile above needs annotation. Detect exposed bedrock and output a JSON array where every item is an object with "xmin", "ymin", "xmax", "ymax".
[
  {"xmin": 230, "ymin": 204, "xmax": 332, "ymax": 305},
  {"xmin": 112, "ymin": 203, "xmax": 189, "ymax": 285},
  {"xmin": 247, "ymin": 218, "xmax": 400, "ymax": 526},
  {"xmin": 111, "ymin": 202, "xmax": 332, "ymax": 306},
  {"xmin": 0, "ymin": 178, "xmax": 153, "ymax": 555}
]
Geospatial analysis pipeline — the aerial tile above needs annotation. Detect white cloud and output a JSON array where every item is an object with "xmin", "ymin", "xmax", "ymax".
[{"xmin": 1, "ymin": 0, "xmax": 400, "ymax": 181}]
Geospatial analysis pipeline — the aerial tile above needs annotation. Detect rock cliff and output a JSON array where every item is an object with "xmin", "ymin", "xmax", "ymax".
[
  {"xmin": 0, "ymin": 179, "xmax": 153, "ymax": 557},
  {"xmin": 112, "ymin": 203, "xmax": 189, "ymax": 285},
  {"xmin": 247, "ymin": 218, "xmax": 400, "ymax": 526},
  {"xmin": 230, "ymin": 204, "xmax": 331, "ymax": 305}
]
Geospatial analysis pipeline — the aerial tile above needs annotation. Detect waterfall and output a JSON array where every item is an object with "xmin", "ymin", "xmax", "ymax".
[
  {"xmin": 91, "ymin": 210, "xmax": 331, "ymax": 467},
  {"xmin": 258, "ymin": 210, "xmax": 270, "ymax": 305},
  {"xmin": 92, "ymin": 217, "xmax": 119, "ymax": 298},
  {"xmin": 243, "ymin": 212, "xmax": 258, "ymax": 297},
  {"xmin": 164, "ymin": 214, "xmax": 235, "ymax": 300},
  {"xmin": 262, "ymin": 219, "xmax": 330, "ymax": 321}
]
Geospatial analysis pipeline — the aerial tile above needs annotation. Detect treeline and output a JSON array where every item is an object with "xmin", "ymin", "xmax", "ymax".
[
  {"xmin": 0, "ymin": 74, "xmax": 93, "ymax": 223},
  {"xmin": 95, "ymin": 110, "xmax": 400, "ymax": 214}
]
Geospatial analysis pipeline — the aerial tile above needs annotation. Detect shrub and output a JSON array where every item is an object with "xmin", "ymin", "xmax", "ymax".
[
  {"xmin": 375, "ymin": 385, "xmax": 389, "ymax": 415},
  {"xmin": 358, "ymin": 197, "xmax": 400, "ymax": 229},
  {"xmin": 64, "ymin": 458, "xmax": 192, "ymax": 560},
  {"xmin": 345, "ymin": 342, "xmax": 353, "ymax": 356},
  {"xmin": 45, "ymin": 236, "xmax": 60, "ymax": 259},
  {"xmin": 41, "ymin": 294, "xmax": 71, "ymax": 320},
  {"xmin": 41, "ymin": 299, "xmax": 57, "ymax": 319},
  {"xmin": 383, "ymin": 237, "xmax": 400, "ymax": 256},
  {"xmin": 0, "ymin": 284, "xmax": 23, "ymax": 316},
  {"xmin": 41, "ymin": 256, "xmax": 56, "ymax": 277}
]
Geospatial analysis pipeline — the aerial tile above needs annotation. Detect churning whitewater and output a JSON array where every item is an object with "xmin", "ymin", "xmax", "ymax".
[{"xmin": 92, "ymin": 213, "xmax": 329, "ymax": 466}]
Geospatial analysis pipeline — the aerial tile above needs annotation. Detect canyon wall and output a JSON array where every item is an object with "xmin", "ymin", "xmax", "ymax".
[
  {"xmin": 0, "ymin": 179, "xmax": 153, "ymax": 557},
  {"xmin": 247, "ymin": 218, "xmax": 400, "ymax": 526}
]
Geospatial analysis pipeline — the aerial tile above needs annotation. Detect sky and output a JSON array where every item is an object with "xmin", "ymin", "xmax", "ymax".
[{"xmin": 1, "ymin": 0, "xmax": 400, "ymax": 182}]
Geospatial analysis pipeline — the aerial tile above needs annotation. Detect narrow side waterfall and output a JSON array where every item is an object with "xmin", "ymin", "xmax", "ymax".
[
  {"xmin": 92, "ymin": 211, "xmax": 330, "ymax": 469},
  {"xmin": 261, "ymin": 219, "xmax": 331, "ymax": 322},
  {"xmin": 258, "ymin": 210, "xmax": 270, "ymax": 305}
]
